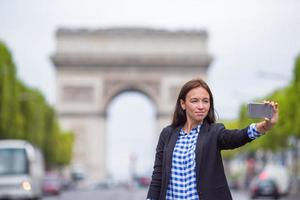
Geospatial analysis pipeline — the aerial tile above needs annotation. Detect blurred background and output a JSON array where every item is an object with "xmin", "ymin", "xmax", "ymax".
[{"xmin": 0, "ymin": 0, "xmax": 300, "ymax": 199}]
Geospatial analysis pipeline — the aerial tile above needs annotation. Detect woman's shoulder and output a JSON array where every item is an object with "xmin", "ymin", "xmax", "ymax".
[
  {"xmin": 160, "ymin": 125, "xmax": 181, "ymax": 136},
  {"xmin": 161, "ymin": 125, "xmax": 177, "ymax": 134}
]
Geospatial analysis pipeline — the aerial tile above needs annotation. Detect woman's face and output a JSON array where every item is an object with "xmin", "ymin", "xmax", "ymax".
[{"xmin": 180, "ymin": 86, "xmax": 210, "ymax": 124}]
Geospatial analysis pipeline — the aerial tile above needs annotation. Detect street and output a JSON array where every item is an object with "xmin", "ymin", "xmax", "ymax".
[
  {"xmin": 43, "ymin": 187, "xmax": 147, "ymax": 200},
  {"xmin": 43, "ymin": 188, "xmax": 299, "ymax": 200}
]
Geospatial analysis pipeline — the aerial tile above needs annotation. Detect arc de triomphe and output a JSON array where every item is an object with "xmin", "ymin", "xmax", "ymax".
[{"xmin": 51, "ymin": 28, "xmax": 213, "ymax": 182}]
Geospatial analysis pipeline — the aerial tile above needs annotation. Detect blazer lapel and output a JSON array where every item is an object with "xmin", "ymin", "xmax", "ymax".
[
  {"xmin": 165, "ymin": 126, "xmax": 181, "ymax": 175},
  {"xmin": 195, "ymin": 121, "xmax": 209, "ymax": 181}
]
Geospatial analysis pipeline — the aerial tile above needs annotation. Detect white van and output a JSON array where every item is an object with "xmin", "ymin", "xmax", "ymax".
[{"xmin": 0, "ymin": 140, "xmax": 45, "ymax": 200}]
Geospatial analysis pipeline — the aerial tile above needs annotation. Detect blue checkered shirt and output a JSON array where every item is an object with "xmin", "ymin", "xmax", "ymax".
[
  {"xmin": 166, "ymin": 124, "xmax": 201, "ymax": 200},
  {"xmin": 165, "ymin": 123, "xmax": 260, "ymax": 200}
]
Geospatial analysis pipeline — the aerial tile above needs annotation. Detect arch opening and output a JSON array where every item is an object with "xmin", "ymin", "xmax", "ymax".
[{"xmin": 106, "ymin": 90, "xmax": 157, "ymax": 182}]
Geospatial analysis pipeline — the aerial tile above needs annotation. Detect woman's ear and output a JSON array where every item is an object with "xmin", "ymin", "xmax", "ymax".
[{"xmin": 180, "ymin": 99, "xmax": 186, "ymax": 110}]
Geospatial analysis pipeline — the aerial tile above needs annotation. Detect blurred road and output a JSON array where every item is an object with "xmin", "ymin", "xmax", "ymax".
[
  {"xmin": 43, "ymin": 188, "xmax": 299, "ymax": 200},
  {"xmin": 43, "ymin": 187, "xmax": 147, "ymax": 200}
]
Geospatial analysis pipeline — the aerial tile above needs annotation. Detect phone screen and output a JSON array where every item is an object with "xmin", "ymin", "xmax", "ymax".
[{"xmin": 247, "ymin": 103, "xmax": 273, "ymax": 119}]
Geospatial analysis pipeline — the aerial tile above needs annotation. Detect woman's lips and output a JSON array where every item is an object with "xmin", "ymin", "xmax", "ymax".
[{"xmin": 195, "ymin": 112, "xmax": 205, "ymax": 116}]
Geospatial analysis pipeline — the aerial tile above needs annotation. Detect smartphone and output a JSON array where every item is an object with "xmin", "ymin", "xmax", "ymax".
[{"xmin": 247, "ymin": 103, "xmax": 273, "ymax": 119}]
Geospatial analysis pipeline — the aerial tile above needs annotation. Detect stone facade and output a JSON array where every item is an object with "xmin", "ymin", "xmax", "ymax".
[{"xmin": 51, "ymin": 27, "xmax": 213, "ymax": 182}]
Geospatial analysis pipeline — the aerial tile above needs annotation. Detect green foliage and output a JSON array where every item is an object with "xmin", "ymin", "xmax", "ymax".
[
  {"xmin": 43, "ymin": 109, "xmax": 74, "ymax": 168},
  {"xmin": 18, "ymin": 82, "xmax": 47, "ymax": 148},
  {"xmin": 294, "ymin": 54, "xmax": 300, "ymax": 86},
  {"xmin": 0, "ymin": 41, "xmax": 74, "ymax": 168},
  {"xmin": 53, "ymin": 131, "xmax": 74, "ymax": 166},
  {"xmin": 0, "ymin": 41, "xmax": 22, "ymax": 139},
  {"xmin": 292, "ymin": 55, "xmax": 300, "ymax": 137}
]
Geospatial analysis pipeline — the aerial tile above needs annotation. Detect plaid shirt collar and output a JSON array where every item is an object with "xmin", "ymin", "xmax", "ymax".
[{"xmin": 180, "ymin": 123, "xmax": 202, "ymax": 136}]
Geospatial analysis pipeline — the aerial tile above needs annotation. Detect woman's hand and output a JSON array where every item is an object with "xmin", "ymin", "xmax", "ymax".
[{"xmin": 255, "ymin": 101, "xmax": 279, "ymax": 134}]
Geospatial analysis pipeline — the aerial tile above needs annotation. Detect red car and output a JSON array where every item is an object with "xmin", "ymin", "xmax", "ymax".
[
  {"xmin": 250, "ymin": 178, "xmax": 279, "ymax": 199},
  {"xmin": 42, "ymin": 175, "xmax": 62, "ymax": 195}
]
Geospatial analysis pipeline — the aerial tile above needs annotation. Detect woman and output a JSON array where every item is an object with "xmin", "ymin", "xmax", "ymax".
[{"xmin": 146, "ymin": 79, "xmax": 279, "ymax": 200}]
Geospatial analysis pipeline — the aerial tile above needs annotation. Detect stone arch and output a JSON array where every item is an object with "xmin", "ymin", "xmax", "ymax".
[
  {"xmin": 102, "ymin": 81, "xmax": 159, "ymax": 116},
  {"xmin": 52, "ymin": 27, "xmax": 213, "ymax": 183}
]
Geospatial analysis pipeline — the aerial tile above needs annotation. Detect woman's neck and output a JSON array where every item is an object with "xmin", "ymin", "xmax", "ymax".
[{"xmin": 183, "ymin": 120, "xmax": 202, "ymax": 134}]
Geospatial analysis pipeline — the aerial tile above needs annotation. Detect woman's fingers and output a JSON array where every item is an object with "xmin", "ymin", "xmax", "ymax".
[
  {"xmin": 264, "ymin": 117, "xmax": 270, "ymax": 122},
  {"xmin": 263, "ymin": 100, "xmax": 279, "ymax": 113},
  {"xmin": 273, "ymin": 102, "xmax": 279, "ymax": 110}
]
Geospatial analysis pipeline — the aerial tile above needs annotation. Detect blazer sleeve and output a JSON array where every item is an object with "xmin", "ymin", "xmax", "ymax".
[
  {"xmin": 216, "ymin": 123, "xmax": 253, "ymax": 150},
  {"xmin": 147, "ymin": 127, "xmax": 169, "ymax": 199}
]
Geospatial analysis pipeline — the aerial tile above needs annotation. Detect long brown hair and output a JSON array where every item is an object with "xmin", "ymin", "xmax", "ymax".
[{"xmin": 171, "ymin": 79, "xmax": 216, "ymax": 127}]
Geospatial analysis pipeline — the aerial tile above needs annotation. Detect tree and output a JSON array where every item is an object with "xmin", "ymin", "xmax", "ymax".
[
  {"xmin": 0, "ymin": 41, "xmax": 22, "ymax": 139},
  {"xmin": 43, "ymin": 107, "xmax": 74, "ymax": 168},
  {"xmin": 0, "ymin": 41, "xmax": 74, "ymax": 168},
  {"xmin": 291, "ymin": 55, "xmax": 300, "ymax": 138}
]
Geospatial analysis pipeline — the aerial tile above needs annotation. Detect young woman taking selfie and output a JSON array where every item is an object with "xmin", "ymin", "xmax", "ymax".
[{"xmin": 146, "ymin": 78, "xmax": 279, "ymax": 200}]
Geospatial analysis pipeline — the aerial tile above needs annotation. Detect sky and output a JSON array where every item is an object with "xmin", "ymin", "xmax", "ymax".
[{"xmin": 1, "ymin": 0, "xmax": 300, "ymax": 180}]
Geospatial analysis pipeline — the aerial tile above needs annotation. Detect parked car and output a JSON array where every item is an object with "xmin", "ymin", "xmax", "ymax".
[
  {"xmin": 42, "ymin": 174, "xmax": 62, "ymax": 195},
  {"xmin": 261, "ymin": 164, "xmax": 291, "ymax": 196},
  {"xmin": 92, "ymin": 180, "xmax": 114, "ymax": 190},
  {"xmin": 250, "ymin": 178, "xmax": 279, "ymax": 199},
  {"xmin": 136, "ymin": 176, "xmax": 151, "ymax": 187}
]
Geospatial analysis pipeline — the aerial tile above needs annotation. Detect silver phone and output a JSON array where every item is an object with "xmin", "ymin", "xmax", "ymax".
[{"xmin": 247, "ymin": 103, "xmax": 273, "ymax": 119}]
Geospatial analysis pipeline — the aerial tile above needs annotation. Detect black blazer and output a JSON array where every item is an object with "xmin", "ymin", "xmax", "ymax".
[{"xmin": 147, "ymin": 121, "xmax": 253, "ymax": 200}]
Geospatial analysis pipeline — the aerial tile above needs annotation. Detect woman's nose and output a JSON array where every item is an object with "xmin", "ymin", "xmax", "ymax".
[{"xmin": 197, "ymin": 102, "xmax": 204, "ymax": 109}]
